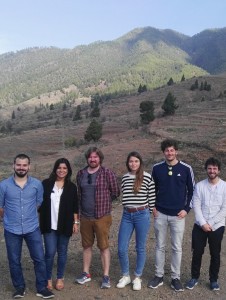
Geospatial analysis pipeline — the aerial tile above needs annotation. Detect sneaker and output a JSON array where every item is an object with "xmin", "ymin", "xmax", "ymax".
[
  {"xmin": 171, "ymin": 278, "xmax": 184, "ymax": 292},
  {"xmin": 116, "ymin": 275, "xmax": 131, "ymax": 288},
  {"xmin": 36, "ymin": 288, "xmax": 54, "ymax": 299},
  {"xmin": 13, "ymin": 288, "xmax": 25, "ymax": 298},
  {"xmin": 75, "ymin": 272, "xmax": 91, "ymax": 284},
  {"xmin": 185, "ymin": 278, "xmax": 198, "ymax": 290},
  {"xmin": 132, "ymin": 277, "xmax": 142, "ymax": 291},
  {"xmin": 210, "ymin": 281, "xmax": 220, "ymax": 291},
  {"xmin": 101, "ymin": 275, "xmax": 111, "ymax": 289},
  {"xmin": 148, "ymin": 276, "xmax": 163, "ymax": 289}
]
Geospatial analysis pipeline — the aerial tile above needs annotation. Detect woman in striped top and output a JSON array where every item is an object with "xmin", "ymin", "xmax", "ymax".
[{"xmin": 116, "ymin": 151, "xmax": 155, "ymax": 291}]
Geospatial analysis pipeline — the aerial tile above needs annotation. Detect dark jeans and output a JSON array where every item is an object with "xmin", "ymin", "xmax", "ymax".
[
  {"xmin": 191, "ymin": 223, "xmax": 224, "ymax": 282},
  {"xmin": 4, "ymin": 228, "xmax": 47, "ymax": 292}
]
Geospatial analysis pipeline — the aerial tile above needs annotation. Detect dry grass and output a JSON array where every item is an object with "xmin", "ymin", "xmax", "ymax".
[
  {"xmin": 1, "ymin": 75, "xmax": 226, "ymax": 300},
  {"xmin": 0, "ymin": 74, "xmax": 226, "ymax": 181}
]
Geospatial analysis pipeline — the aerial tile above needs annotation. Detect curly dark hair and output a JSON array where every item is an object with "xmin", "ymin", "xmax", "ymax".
[
  {"xmin": 204, "ymin": 157, "xmax": 221, "ymax": 170},
  {"xmin": 161, "ymin": 139, "xmax": 178, "ymax": 152}
]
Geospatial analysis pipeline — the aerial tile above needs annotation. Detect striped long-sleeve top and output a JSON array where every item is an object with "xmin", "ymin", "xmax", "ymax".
[{"xmin": 121, "ymin": 171, "xmax": 156, "ymax": 213}]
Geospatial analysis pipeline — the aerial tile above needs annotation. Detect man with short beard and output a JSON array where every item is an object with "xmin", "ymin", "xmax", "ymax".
[
  {"xmin": 75, "ymin": 147, "xmax": 120, "ymax": 289},
  {"xmin": 186, "ymin": 157, "xmax": 226, "ymax": 291},
  {"xmin": 0, "ymin": 154, "xmax": 54, "ymax": 299}
]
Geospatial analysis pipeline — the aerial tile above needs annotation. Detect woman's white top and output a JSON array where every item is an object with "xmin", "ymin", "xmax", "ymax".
[{"xmin": 51, "ymin": 183, "xmax": 63, "ymax": 230}]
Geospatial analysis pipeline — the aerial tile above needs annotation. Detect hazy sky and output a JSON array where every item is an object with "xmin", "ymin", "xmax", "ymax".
[{"xmin": 0, "ymin": 0, "xmax": 225, "ymax": 54}]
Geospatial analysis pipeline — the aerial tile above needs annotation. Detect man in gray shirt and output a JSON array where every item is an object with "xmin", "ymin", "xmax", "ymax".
[{"xmin": 75, "ymin": 147, "xmax": 120, "ymax": 289}]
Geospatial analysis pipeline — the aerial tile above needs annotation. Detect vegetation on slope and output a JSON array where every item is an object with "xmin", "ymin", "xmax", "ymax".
[{"xmin": 0, "ymin": 27, "xmax": 213, "ymax": 107}]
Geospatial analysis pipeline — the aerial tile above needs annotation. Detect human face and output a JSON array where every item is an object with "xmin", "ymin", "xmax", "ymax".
[
  {"xmin": 87, "ymin": 152, "xmax": 101, "ymax": 169},
  {"xmin": 128, "ymin": 156, "xmax": 140, "ymax": 174},
  {"xmin": 14, "ymin": 158, "xmax": 30, "ymax": 178},
  {"xmin": 207, "ymin": 165, "xmax": 220, "ymax": 181},
  {"xmin": 163, "ymin": 146, "xmax": 178, "ymax": 164},
  {"xmin": 56, "ymin": 163, "xmax": 68, "ymax": 180}
]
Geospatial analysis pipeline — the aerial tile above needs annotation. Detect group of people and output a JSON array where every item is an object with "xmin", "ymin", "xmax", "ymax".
[{"xmin": 0, "ymin": 139, "xmax": 226, "ymax": 299}]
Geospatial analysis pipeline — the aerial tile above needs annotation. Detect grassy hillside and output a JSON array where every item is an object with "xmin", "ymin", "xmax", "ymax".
[
  {"xmin": 0, "ymin": 27, "xmax": 212, "ymax": 107},
  {"xmin": 0, "ymin": 74, "xmax": 226, "ymax": 182}
]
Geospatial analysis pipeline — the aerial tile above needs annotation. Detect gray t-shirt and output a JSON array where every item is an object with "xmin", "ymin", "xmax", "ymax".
[{"xmin": 80, "ymin": 170, "xmax": 98, "ymax": 218}]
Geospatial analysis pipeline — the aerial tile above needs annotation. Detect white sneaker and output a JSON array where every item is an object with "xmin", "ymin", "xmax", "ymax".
[
  {"xmin": 116, "ymin": 275, "xmax": 131, "ymax": 288},
  {"xmin": 132, "ymin": 277, "xmax": 142, "ymax": 291}
]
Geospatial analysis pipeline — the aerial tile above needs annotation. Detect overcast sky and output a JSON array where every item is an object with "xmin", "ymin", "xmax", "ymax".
[{"xmin": 0, "ymin": 0, "xmax": 225, "ymax": 54}]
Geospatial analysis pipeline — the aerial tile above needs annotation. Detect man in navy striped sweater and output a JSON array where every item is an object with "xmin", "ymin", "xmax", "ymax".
[{"xmin": 148, "ymin": 139, "xmax": 195, "ymax": 292}]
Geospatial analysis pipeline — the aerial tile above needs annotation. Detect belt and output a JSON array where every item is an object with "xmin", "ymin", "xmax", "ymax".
[{"xmin": 124, "ymin": 205, "xmax": 148, "ymax": 213}]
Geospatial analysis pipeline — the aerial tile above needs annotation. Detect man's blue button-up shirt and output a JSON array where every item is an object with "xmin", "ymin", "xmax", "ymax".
[{"xmin": 0, "ymin": 175, "xmax": 43, "ymax": 234}]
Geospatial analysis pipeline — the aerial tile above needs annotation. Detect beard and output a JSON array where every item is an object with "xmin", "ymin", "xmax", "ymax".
[
  {"xmin": 208, "ymin": 173, "xmax": 218, "ymax": 180},
  {"xmin": 88, "ymin": 161, "xmax": 99, "ymax": 168},
  {"xmin": 14, "ymin": 170, "xmax": 28, "ymax": 178}
]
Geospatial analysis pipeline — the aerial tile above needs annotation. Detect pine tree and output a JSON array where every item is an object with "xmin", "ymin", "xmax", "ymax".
[
  {"xmin": 90, "ymin": 105, "xmax": 100, "ymax": 118},
  {"xmin": 167, "ymin": 77, "xmax": 174, "ymax": 86},
  {"xmin": 62, "ymin": 103, "xmax": 67, "ymax": 111},
  {"xmin": 138, "ymin": 84, "xmax": 147, "ymax": 93},
  {"xmin": 140, "ymin": 100, "xmax": 155, "ymax": 124},
  {"xmin": 194, "ymin": 79, "xmax": 199, "ymax": 89},
  {"xmin": 162, "ymin": 92, "xmax": 178, "ymax": 116},
  {"xmin": 84, "ymin": 119, "xmax": 102, "ymax": 142},
  {"xmin": 73, "ymin": 105, "xmax": 82, "ymax": 121},
  {"xmin": 12, "ymin": 111, "xmax": 16, "ymax": 119},
  {"xmin": 138, "ymin": 84, "xmax": 143, "ymax": 93}
]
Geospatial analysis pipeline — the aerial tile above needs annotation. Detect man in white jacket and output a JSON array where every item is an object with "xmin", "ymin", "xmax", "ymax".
[{"xmin": 186, "ymin": 157, "xmax": 226, "ymax": 291}]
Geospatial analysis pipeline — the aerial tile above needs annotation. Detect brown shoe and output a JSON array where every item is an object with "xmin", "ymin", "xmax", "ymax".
[
  {"xmin": 47, "ymin": 279, "xmax": 53, "ymax": 291},
  {"xmin": 56, "ymin": 278, "xmax": 64, "ymax": 290}
]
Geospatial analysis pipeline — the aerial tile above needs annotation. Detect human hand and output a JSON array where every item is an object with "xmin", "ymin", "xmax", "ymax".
[
  {"xmin": 153, "ymin": 207, "xmax": 158, "ymax": 218},
  {"xmin": 201, "ymin": 223, "xmax": 212, "ymax": 232},
  {"xmin": 0, "ymin": 208, "xmax": 4, "ymax": 218},
  {"xmin": 177, "ymin": 210, "xmax": 187, "ymax": 219},
  {"xmin": 73, "ymin": 224, "xmax": 79, "ymax": 234}
]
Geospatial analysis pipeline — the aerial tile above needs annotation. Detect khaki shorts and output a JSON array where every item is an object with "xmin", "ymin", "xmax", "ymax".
[{"xmin": 80, "ymin": 215, "xmax": 112, "ymax": 250}]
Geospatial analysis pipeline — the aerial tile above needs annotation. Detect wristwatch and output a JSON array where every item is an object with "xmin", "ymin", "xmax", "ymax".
[{"xmin": 73, "ymin": 221, "xmax": 80, "ymax": 224}]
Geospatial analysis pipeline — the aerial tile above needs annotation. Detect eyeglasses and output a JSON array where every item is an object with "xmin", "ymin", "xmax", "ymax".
[
  {"xmin": 88, "ymin": 173, "xmax": 92, "ymax": 184},
  {"xmin": 168, "ymin": 166, "xmax": 173, "ymax": 176}
]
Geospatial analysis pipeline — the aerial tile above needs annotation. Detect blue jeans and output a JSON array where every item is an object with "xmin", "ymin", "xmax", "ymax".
[
  {"xmin": 118, "ymin": 208, "xmax": 150, "ymax": 277},
  {"xmin": 43, "ymin": 230, "xmax": 70, "ymax": 279},
  {"xmin": 154, "ymin": 211, "xmax": 185, "ymax": 279},
  {"xmin": 4, "ymin": 227, "xmax": 47, "ymax": 292}
]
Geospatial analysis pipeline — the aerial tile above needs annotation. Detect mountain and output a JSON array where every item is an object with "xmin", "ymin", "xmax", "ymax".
[
  {"xmin": 183, "ymin": 27, "xmax": 226, "ymax": 74},
  {"xmin": 0, "ymin": 26, "xmax": 226, "ymax": 107}
]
